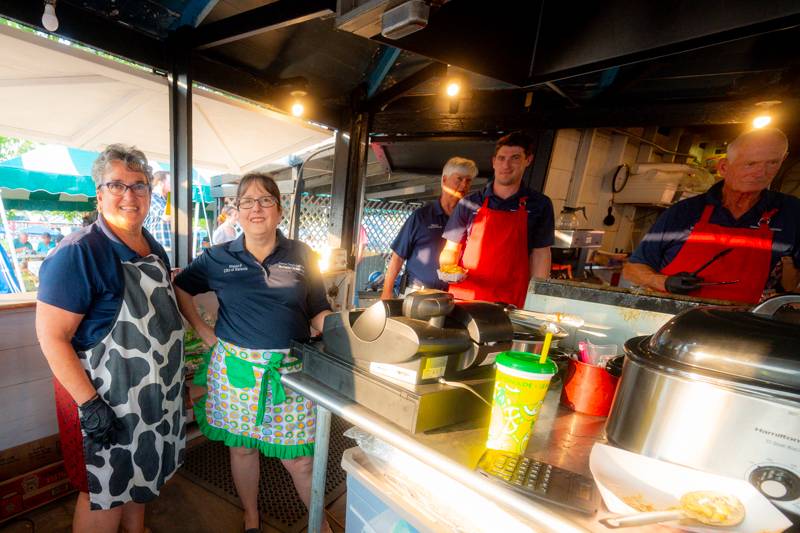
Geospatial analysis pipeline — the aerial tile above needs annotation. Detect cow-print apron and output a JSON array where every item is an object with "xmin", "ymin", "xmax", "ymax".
[{"xmin": 75, "ymin": 254, "xmax": 185, "ymax": 509}]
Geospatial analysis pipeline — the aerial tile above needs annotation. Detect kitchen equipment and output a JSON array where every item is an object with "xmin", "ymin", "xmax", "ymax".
[
  {"xmin": 323, "ymin": 289, "xmax": 513, "ymax": 384},
  {"xmin": 555, "ymin": 206, "xmax": 587, "ymax": 230},
  {"xmin": 694, "ymin": 280, "xmax": 739, "ymax": 287},
  {"xmin": 510, "ymin": 333, "xmax": 561, "ymax": 354},
  {"xmin": 506, "ymin": 308, "xmax": 571, "ymax": 337},
  {"xmin": 606, "ymin": 295, "xmax": 800, "ymax": 517},
  {"xmin": 295, "ymin": 341, "xmax": 494, "ymax": 433},
  {"xmin": 601, "ymin": 491, "xmax": 745, "ymax": 528},
  {"xmin": 691, "ymin": 248, "xmax": 734, "ymax": 277},
  {"xmin": 560, "ymin": 359, "xmax": 620, "ymax": 416}
]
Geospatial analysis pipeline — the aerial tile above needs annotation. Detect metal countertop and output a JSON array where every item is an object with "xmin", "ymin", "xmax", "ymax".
[{"xmin": 283, "ymin": 371, "xmax": 627, "ymax": 532}]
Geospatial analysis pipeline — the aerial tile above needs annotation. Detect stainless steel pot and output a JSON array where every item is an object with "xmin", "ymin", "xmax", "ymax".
[
  {"xmin": 606, "ymin": 295, "xmax": 800, "ymax": 517},
  {"xmin": 510, "ymin": 333, "xmax": 560, "ymax": 354}
]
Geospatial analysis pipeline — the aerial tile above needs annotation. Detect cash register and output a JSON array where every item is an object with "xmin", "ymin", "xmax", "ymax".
[{"xmin": 295, "ymin": 290, "xmax": 515, "ymax": 432}]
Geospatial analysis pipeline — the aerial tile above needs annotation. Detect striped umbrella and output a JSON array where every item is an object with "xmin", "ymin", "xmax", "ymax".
[{"xmin": 0, "ymin": 144, "xmax": 214, "ymax": 211}]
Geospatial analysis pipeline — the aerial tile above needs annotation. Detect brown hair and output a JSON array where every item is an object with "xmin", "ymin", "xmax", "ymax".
[
  {"xmin": 236, "ymin": 172, "xmax": 282, "ymax": 213},
  {"xmin": 495, "ymin": 131, "xmax": 534, "ymax": 156}
]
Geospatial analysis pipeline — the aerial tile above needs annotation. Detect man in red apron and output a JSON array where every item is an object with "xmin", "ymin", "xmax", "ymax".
[
  {"xmin": 439, "ymin": 132, "xmax": 555, "ymax": 308},
  {"xmin": 624, "ymin": 128, "xmax": 800, "ymax": 304}
]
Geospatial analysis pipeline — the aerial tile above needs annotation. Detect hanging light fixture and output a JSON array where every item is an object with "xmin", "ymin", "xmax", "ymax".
[
  {"xmin": 41, "ymin": 0, "xmax": 59, "ymax": 32},
  {"xmin": 445, "ymin": 80, "xmax": 461, "ymax": 97},
  {"xmin": 290, "ymin": 90, "xmax": 306, "ymax": 117},
  {"xmin": 752, "ymin": 100, "xmax": 781, "ymax": 129},
  {"xmin": 443, "ymin": 65, "xmax": 463, "ymax": 99}
]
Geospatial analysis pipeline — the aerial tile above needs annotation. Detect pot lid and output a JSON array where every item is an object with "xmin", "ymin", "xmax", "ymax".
[{"xmin": 638, "ymin": 295, "xmax": 800, "ymax": 391}]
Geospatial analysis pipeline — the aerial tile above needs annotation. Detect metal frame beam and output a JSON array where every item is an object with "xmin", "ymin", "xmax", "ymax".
[
  {"xmin": 367, "ymin": 62, "xmax": 447, "ymax": 112},
  {"xmin": 168, "ymin": 27, "xmax": 193, "ymax": 268},
  {"xmin": 366, "ymin": 46, "xmax": 401, "ymax": 99},
  {"xmin": 328, "ymin": 107, "xmax": 370, "ymax": 265},
  {"xmin": 371, "ymin": 95, "xmax": 800, "ymax": 133},
  {"xmin": 193, "ymin": 0, "xmax": 335, "ymax": 50}
]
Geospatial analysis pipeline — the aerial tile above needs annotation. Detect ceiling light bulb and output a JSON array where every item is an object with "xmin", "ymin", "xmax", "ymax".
[
  {"xmin": 291, "ymin": 102, "xmax": 304, "ymax": 117},
  {"xmin": 753, "ymin": 115, "xmax": 771, "ymax": 129},
  {"xmin": 445, "ymin": 81, "xmax": 460, "ymax": 97},
  {"xmin": 42, "ymin": 2, "xmax": 59, "ymax": 32}
]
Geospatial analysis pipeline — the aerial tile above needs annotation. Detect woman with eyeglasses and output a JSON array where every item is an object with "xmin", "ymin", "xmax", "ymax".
[
  {"xmin": 36, "ymin": 144, "xmax": 185, "ymax": 533},
  {"xmin": 174, "ymin": 172, "xmax": 332, "ymax": 533}
]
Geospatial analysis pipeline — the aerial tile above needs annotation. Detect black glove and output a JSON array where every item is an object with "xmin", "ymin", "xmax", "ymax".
[
  {"xmin": 78, "ymin": 395, "xmax": 119, "ymax": 449},
  {"xmin": 665, "ymin": 272, "xmax": 703, "ymax": 294}
]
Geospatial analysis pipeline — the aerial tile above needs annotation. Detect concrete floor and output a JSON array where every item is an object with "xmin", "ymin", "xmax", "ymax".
[{"xmin": 0, "ymin": 465, "xmax": 347, "ymax": 533}]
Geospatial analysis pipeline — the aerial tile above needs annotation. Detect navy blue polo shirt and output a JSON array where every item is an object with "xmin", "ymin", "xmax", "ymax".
[
  {"xmin": 174, "ymin": 231, "xmax": 330, "ymax": 350},
  {"xmin": 391, "ymin": 201, "xmax": 449, "ymax": 290},
  {"xmin": 37, "ymin": 215, "xmax": 170, "ymax": 352},
  {"xmin": 630, "ymin": 181, "xmax": 800, "ymax": 289},
  {"xmin": 443, "ymin": 182, "xmax": 555, "ymax": 251}
]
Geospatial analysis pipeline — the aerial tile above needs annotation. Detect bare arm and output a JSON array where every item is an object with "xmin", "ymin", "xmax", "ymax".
[
  {"xmin": 381, "ymin": 253, "xmax": 405, "ymax": 300},
  {"xmin": 530, "ymin": 247, "xmax": 551, "ymax": 279},
  {"xmin": 439, "ymin": 240, "xmax": 462, "ymax": 267},
  {"xmin": 622, "ymin": 262, "xmax": 668, "ymax": 292},
  {"xmin": 175, "ymin": 287, "xmax": 217, "ymax": 346},
  {"xmin": 781, "ymin": 256, "xmax": 800, "ymax": 292},
  {"xmin": 310, "ymin": 310, "xmax": 332, "ymax": 336},
  {"xmin": 35, "ymin": 301, "xmax": 96, "ymax": 405}
]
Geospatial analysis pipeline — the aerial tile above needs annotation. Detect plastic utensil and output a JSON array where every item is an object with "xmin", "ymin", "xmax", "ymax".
[{"xmin": 600, "ymin": 490, "xmax": 745, "ymax": 528}]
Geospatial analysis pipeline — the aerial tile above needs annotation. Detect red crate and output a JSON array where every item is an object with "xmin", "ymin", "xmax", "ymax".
[{"xmin": 0, "ymin": 461, "xmax": 75, "ymax": 522}]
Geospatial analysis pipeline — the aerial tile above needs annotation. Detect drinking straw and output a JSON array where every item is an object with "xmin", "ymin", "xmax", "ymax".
[{"xmin": 539, "ymin": 332, "xmax": 553, "ymax": 364}]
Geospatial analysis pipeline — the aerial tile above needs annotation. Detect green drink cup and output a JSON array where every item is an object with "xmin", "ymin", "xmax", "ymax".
[{"xmin": 486, "ymin": 351, "xmax": 558, "ymax": 454}]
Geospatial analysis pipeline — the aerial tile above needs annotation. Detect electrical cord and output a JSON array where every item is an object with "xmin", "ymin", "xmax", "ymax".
[{"xmin": 437, "ymin": 377, "xmax": 491, "ymax": 407}]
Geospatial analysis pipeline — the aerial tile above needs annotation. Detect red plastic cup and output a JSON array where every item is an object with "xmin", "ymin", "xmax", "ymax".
[{"xmin": 560, "ymin": 359, "xmax": 620, "ymax": 416}]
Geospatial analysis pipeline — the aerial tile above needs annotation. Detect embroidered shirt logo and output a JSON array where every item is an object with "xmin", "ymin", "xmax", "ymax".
[
  {"xmin": 274, "ymin": 262, "xmax": 305, "ymax": 274},
  {"xmin": 428, "ymin": 223, "xmax": 443, "ymax": 230},
  {"xmin": 223, "ymin": 263, "xmax": 248, "ymax": 274}
]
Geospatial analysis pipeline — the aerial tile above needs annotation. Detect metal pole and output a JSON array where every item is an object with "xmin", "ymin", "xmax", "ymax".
[
  {"xmin": 0, "ymin": 193, "xmax": 23, "ymax": 292},
  {"xmin": 307, "ymin": 405, "xmax": 332, "ymax": 533},
  {"xmin": 168, "ymin": 26, "xmax": 193, "ymax": 268}
]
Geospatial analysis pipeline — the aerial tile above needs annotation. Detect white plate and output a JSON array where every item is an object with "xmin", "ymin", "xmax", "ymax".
[{"xmin": 589, "ymin": 443, "xmax": 792, "ymax": 532}]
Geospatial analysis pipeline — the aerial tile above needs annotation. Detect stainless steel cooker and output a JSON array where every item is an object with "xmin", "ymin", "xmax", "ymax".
[{"xmin": 606, "ymin": 295, "xmax": 800, "ymax": 517}]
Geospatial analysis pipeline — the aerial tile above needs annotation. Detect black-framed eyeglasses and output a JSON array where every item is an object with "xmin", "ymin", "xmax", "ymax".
[
  {"xmin": 98, "ymin": 181, "xmax": 151, "ymax": 197},
  {"xmin": 236, "ymin": 196, "xmax": 278, "ymax": 210}
]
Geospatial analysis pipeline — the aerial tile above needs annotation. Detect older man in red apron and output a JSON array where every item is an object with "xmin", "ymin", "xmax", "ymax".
[
  {"xmin": 440, "ymin": 132, "xmax": 555, "ymax": 308},
  {"xmin": 624, "ymin": 128, "xmax": 800, "ymax": 304}
]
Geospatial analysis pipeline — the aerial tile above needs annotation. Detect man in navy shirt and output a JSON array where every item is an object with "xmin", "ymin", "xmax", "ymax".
[
  {"xmin": 380, "ymin": 157, "xmax": 477, "ymax": 298},
  {"xmin": 440, "ymin": 132, "xmax": 554, "ymax": 307},
  {"xmin": 624, "ymin": 128, "xmax": 800, "ymax": 303}
]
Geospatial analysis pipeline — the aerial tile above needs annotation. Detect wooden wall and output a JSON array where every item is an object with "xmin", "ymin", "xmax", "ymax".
[{"xmin": 0, "ymin": 304, "xmax": 57, "ymax": 450}]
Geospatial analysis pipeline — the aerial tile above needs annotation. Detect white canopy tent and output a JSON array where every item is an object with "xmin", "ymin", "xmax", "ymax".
[{"xmin": 0, "ymin": 23, "xmax": 332, "ymax": 174}]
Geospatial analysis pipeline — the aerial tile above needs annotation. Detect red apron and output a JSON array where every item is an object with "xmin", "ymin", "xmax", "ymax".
[
  {"xmin": 449, "ymin": 196, "xmax": 530, "ymax": 308},
  {"xmin": 660, "ymin": 204, "xmax": 777, "ymax": 304}
]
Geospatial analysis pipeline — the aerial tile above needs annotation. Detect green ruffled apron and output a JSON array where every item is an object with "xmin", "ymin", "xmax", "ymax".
[{"xmin": 194, "ymin": 339, "xmax": 315, "ymax": 458}]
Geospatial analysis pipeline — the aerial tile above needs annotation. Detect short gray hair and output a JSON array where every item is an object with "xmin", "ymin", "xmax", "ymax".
[
  {"xmin": 91, "ymin": 144, "xmax": 153, "ymax": 187},
  {"xmin": 442, "ymin": 156, "xmax": 478, "ymax": 179},
  {"xmin": 726, "ymin": 128, "xmax": 789, "ymax": 162}
]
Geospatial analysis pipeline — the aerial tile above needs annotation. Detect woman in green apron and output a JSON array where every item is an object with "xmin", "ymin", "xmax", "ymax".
[{"xmin": 175, "ymin": 173, "xmax": 331, "ymax": 533}]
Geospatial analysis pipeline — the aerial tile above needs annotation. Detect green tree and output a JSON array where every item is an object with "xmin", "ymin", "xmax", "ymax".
[{"xmin": 0, "ymin": 136, "xmax": 37, "ymax": 161}]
